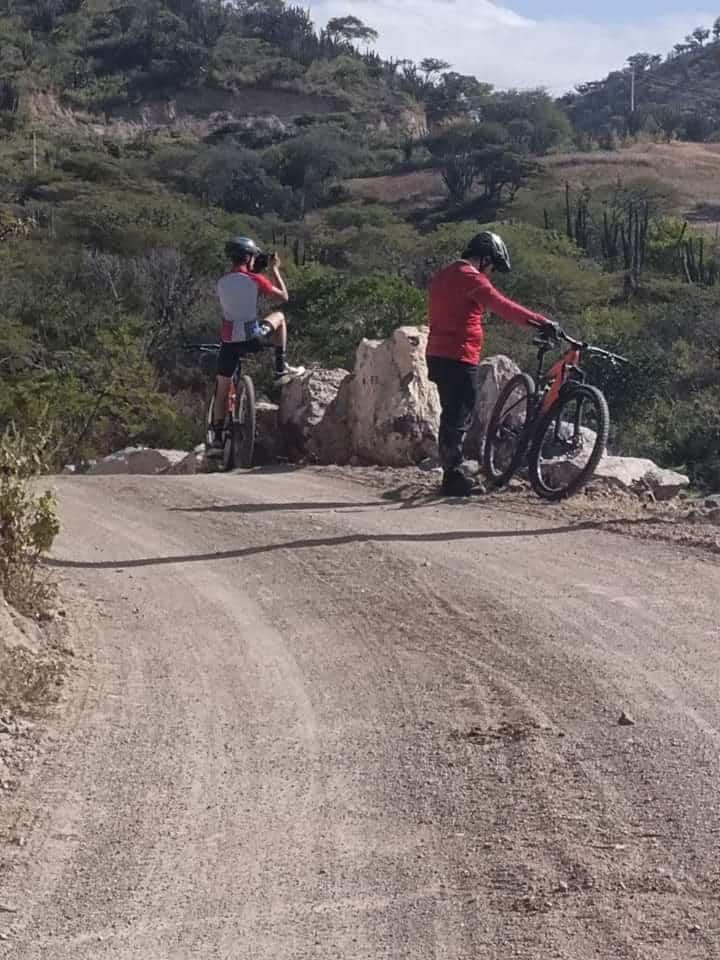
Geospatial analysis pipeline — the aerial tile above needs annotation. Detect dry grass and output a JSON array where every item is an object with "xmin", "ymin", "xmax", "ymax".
[
  {"xmin": 347, "ymin": 142, "xmax": 720, "ymax": 231},
  {"xmin": 0, "ymin": 591, "xmax": 68, "ymax": 711},
  {"xmin": 543, "ymin": 141, "xmax": 720, "ymax": 228},
  {"xmin": 347, "ymin": 168, "xmax": 444, "ymax": 205}
]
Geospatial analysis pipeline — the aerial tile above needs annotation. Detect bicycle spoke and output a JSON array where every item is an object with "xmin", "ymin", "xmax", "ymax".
[{"xmin": 485, "ymin": 376, "xmax": 534, "ymax": 484}]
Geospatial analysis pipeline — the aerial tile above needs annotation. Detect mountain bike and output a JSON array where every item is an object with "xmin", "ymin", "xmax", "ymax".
[
  {"xmin": 483, "ymin": 325, "xmax": 628, "ymax": 501},
  {"xmin": 192, "ymin": 344, "xmax": 257, "ymax": 471}
]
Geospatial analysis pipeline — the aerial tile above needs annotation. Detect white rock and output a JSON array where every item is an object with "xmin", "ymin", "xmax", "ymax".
[
  {"xmin": 348, "ymin": 326, "xmax": 440, "ymax": 466},
  {"xmin": 88, "ymin": 447, "xmax": 187, "ymax": 476},
  {"xmin": 594, "ymin": 457, "xmax": 689, "ymax": 500}
]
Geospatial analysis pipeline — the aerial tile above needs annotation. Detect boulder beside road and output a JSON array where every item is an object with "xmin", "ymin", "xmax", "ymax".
[
  {"xmin": 88, "ymin": 447, "xmax": 188, "ymax": 476},
  {"xmin": 591, "ymin": 456, "xmax": 689, "ymax": 500}
]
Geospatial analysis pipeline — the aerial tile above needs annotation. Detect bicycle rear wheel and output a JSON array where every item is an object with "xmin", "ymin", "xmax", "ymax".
[
  {"xmin": 528, "ymin": 383, "xmax": 609, "ymax": 501},
  {"xmin": 206, "ymin": 388, "xmax": 216, "ymax": 449},
  {"xmin": 233, "ymin": 374, "xmax": 256, "ymax": 469},
  {"xmin": 483, "ymin": 373, "xmax": 535, "ymax": 487},
  {"xmin": 205, "ymin": 387, "xmax": 226, "ymax": 471}
]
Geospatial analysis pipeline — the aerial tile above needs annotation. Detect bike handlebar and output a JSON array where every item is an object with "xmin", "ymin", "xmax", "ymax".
[{"xmin": 530, "ymin": 323, "xmax": 628, "ymax": 365}]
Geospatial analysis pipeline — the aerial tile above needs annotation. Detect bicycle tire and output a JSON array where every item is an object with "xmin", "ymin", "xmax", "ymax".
[
  {"xmin": 483, "ymin": 373, "xmax": 536, "ymax": 487},
  {"xmin": 205, "ymin": 388, "xmax": 225, "ymax": 472},
  {"xmin": 233, "ymin": 374, "xmax": 256, "ymax": 469},
  {"xmin": 528, "ymin": 383, "xmax": 609, "ymax": 501},
  {"xmin": 206, "ymin": 389, "xmax": 216, "ymax": 449}
]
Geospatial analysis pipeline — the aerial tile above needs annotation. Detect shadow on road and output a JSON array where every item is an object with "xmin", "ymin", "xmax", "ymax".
[
  {"xmin": 172, "ymin": 500, "xmax": 384, "ymax": 515},
  {"xmin": 47, "ymin": 521, "xmax": 601, "ymax": 571}
]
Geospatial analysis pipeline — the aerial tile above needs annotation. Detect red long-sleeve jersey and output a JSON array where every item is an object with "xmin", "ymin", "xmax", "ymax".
[{"xmin": 427, "ymin": 260, "xmax": 547, "ymax": 365}]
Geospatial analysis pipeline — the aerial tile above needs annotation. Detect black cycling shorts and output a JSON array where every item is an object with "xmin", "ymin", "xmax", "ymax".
[{"xmin": 217, "ymin": 323, "xmax": 273, "ymax": 377}]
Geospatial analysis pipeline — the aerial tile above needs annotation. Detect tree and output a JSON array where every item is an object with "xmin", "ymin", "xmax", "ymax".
[
  {"xmin": 425, "ymin": 72, "xmax": 493, "ymax": 123},
  {"xmin": 243, "ymin": 2, "xmax": 319, "ymax": 63},
  {"xmin": 425, "ymin": 121, "xmax": 507, "ymax": 160},
  {"xmin": 714, "ymin": 17, "xmax": 720, "ymax": 39},
  {"xmin": 481, "ymin": 89, "xmax": 571, "ymax": 154},
  {"xmin": 419, "ymin": 57, "xmax": 450, "ymax": 83},
  {"xmin": 682, "ymin": 112, "xmax": 716, "ymax": 142},
  {"xmin": 657, "ymin": 106, "xmax": 683, "ymax": 142},
  {"xmin": 271, "ymin": 128, "xmax": 357, "ymax": 218},
  {"xmin": 441, "ymin": 153, "xmax": 477, "ymax": 204},
  {"xmin": 686, "ymin": 27, "xmax": 710, "ymax": 47},
  {"xmin": 474, "ymin": 147, "xmax": 540, "ymax": 204},
  {"xmin": 627, "ymin": 53, "xmax": 653, "ymax": 73},
  {"xmin": 325, "ymin": 15, "xmax": 378, "ymax": 48}
]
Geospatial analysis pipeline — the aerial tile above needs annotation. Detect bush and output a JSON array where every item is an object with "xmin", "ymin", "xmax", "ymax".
[
  {"xmin": 290, "ymin": 268, "xmax": 426, "ymax": 368},
  {"xmin": 0, "ymin": 424, "xmax": 60, "ymax": 615}
]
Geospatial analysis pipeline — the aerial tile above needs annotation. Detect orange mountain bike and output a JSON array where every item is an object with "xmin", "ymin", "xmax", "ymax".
[
  {"xmin": 191, "ymin": 343, "xmax": 257, "ymax": 471},
  {"xmin": 483, "ymin": 325, "xmax": 628, "ymax": 501}
]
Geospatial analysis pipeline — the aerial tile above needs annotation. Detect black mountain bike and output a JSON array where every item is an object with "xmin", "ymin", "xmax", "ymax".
[
  {"xmin": 483, "ymin": 326, "xmax": 628, "ymax": 501},
  {"xmin": 192, "ymin": 344, "xmax": 257, "ymax": 471}
]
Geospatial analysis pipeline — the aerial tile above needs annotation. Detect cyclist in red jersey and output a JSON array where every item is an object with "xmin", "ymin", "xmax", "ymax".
[{"xmin": 427, "ymin": 231, "xmax": 557, "ymax": 496}]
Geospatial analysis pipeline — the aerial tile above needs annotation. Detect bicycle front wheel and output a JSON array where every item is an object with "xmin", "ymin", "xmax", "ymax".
[
  {"xmin": 483, "ymin": 373, "xmax": 535, "ymax": 487},
  {"xmin": 528, "ymin": 384, "xmax": 609, "ymax": 501},
  {"xmin": 233, "ymin": 374, "xmax": 256, "ymax": 469}
]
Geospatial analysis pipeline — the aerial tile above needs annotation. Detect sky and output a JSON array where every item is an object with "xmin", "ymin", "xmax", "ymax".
[{"xmin": 310, "ymin": 0, "xmax": 716, "ymax": 94}]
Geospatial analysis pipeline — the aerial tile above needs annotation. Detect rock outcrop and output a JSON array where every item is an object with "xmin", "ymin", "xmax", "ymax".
[
  {"xmin": 279, "ymin": 368, "xmax": 350, "ymax": 463},
  {"xmin": 347, "ymin": 326, "xmax": 439, "ymax": 466},
  {"xmin": 277, "ymin": 326, "xmax": 440, "ymax": 467},
  {"xmin": 590, "ymin": 456, "xmax": 689, "ymax": 500}
]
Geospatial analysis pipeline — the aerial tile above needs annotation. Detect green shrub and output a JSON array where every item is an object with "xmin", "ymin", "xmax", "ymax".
[
  {"xmin": 0, "ymin": 424, "xmax": 60, "ymax": 616},
  {"xmin": 290, "ymin": 268, "xmax": 426, "ymax": 368}
]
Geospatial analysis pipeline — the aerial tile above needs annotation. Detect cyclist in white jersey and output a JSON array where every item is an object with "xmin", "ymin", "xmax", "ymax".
[{"xmin": 211, "ymin": 236, "xmax": 304, "ymax": 448}]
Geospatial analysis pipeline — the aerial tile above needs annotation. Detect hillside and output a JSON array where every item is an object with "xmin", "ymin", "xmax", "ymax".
[
  {"xmin": 0, "ymin": 1, "xmax": 719, "ymax": 491},
  {"xmin": 529, "ymin": 141, "xmax": 720, "ymax": 233},
  {"xmin": 351, "ymin": 141, "xmax": 720, "ymax": 226},
  {"xmin": 563, "ymin": 26, "xmax": 720, "ymax": 142}
]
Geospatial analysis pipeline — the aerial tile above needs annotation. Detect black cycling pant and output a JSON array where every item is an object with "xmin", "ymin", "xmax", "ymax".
[{"xmin": 427, "ymin": 355, "xmax": 478, "ymax": 472}]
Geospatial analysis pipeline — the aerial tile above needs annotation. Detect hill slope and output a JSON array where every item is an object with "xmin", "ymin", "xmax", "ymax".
[{"xmin": 563, "ymin": 34, "xmax": 720, "ymax": 140}]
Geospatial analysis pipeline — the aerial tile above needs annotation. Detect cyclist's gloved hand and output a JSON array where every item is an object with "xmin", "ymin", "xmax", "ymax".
[{"xmin": 538, "ymin": 317, "xmax": 560, "ymax": 338}]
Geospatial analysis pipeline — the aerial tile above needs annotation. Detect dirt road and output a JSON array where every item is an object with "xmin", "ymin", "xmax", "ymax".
[{"xmin": 1, "ymin": 469, "xmax": 719, "ymax": 959}]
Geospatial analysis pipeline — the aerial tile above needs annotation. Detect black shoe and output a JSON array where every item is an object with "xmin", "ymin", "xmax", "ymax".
[
  {"xmin": 274, "ymin": 363, "xmax": 306, "ymax": 381},
  {"xmin": 440, "ymin": 469, "xmax": 474, "ymax": 497}
]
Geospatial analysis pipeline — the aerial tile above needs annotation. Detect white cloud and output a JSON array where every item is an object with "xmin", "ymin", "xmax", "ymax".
[{"xmin": 310, "ymin": 0, "xmax": 715, "ymax": 94}]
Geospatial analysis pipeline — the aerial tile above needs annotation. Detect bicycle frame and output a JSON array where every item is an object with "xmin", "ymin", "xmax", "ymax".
[
  {"xmin": 225, "ymin": 372, "xmax": 239, "ymax": 417},
  {"xmin": 537, "ymin": 345, "xmax": 582, "ymax": 413}
]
